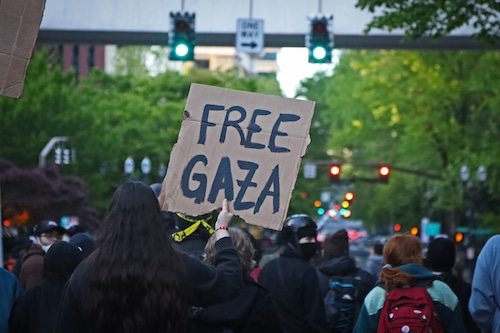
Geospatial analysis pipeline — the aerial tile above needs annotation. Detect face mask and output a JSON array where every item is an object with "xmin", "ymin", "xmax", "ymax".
[
  {"xmin": 299, "ymin": 243, "xmax": 318, "ymax": 261},
  {"xmin": 41, "ymin": 243, "xmax": 53, "ymax": 253}
]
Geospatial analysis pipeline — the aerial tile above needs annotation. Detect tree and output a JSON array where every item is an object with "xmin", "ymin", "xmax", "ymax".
[
  {"xmin": 0, "ymin": 159, "xmax": 100, "ymax": 232},
  {"xmin": 299, "ymin": 49, "xmax": 500, "ymax": 233},
  {"xmin": 0, "ymin": 47, "xmax": 285, "ymax": 220},
  {"xmin": 355, "ymin": 0, "xmax": 500, "ymax": 45}
]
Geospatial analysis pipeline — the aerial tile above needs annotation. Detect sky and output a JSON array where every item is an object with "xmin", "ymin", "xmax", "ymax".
[{"xmin": 276, "ymin": 47, "xmax": 339, "ymax": 98}]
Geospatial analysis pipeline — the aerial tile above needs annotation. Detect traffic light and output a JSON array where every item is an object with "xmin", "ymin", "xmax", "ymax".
[
  {"xmin": 410, "ymin": 226, "xmax": 419, "ymax": 236},
  {"xmin": 54, "ymin": 147, "xmax": 62, "ymax": 165},
  {"xmin": 393, "ymin": 223, "xmax": 401, "ymax": 232},
  {"xmin": 63, "ymin": 149, "xmax": 70, "ymax": 165},
  {"xmin": 454, "ymin": 232, "xmax": 464, "ymax": 243},
  {"xmin": 306, "ymin": 15, "xmax": 333, "ymax": 64},
  {"xmin": 378, "ymin": 165, "xmax": 391, "ymax": 183},
  {"xmin": 344, "ymin": 191, "xmax": 354, "ymax": 201},
  {"xmin": 329, "ymin": 164, "xmax": 341, "ymax": 183},
  {"xmin": 169, "ymin": 12, "xmax": 196, "ymax": 61}
]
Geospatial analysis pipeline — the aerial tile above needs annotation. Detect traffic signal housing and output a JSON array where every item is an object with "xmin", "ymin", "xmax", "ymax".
[
  {"xmin": 378, "ymin": 165, "xmax": 391, "ymax": 183},
  {"xmin": 306, "ymin": 15, "xmax": 333, "ymax": 63},
  {"xmin": 169, "ymin": 12, "xmax": 196, "ymax": 61},
  {"xmin": 329, "ymin": 164, "xmax": 341, "ymax": 183}
]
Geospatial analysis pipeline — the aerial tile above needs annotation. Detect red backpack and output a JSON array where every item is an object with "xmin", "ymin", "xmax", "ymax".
[{"xmin": 377, "ymin": 286, "xmax": 445, "ymax": 333}]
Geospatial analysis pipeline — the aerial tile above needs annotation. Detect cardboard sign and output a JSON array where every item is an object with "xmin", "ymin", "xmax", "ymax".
[
  {"xmin": 0, "ymin": 0, "xmax": 47, "ymax": 98},
  {"xmin": 158, "ymin": 83, "xmax": 315, "ymax": 230}
]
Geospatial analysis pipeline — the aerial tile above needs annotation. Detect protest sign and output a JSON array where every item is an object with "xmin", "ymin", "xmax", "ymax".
[
  {"xmin": 0, "ymin": 0, "xmax": 46, "ymax": 98},
  {"xmin": 158, "ymin": 83, "xmax": 315, "ymax": 230}
]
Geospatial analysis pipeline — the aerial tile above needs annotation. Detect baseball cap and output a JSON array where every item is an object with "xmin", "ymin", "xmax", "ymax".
[{"xmin": 33, "ymin": 220, "xmax": 66, "ymax": 236}]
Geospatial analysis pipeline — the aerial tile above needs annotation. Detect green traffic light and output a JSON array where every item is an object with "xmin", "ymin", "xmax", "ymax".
[
  {"xmin": 174, "ymin": 43, "xmax": 189, "ymax": 57},
  {"xmin": 317, "ymin": 207, "xmax": 325, "ymax": 215},
  {"xmin": 312, "ymin": 46, "xmax": 327, "ymax": 60}
]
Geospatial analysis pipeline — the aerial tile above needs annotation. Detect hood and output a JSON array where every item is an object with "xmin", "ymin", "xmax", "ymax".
[
  {"xmin": 395, "ymin": 263, "xmax": 441, "ymax": 286},
  {"xmin": 317, "ymin": 255, "xmax": 357, "ymax": 276}
]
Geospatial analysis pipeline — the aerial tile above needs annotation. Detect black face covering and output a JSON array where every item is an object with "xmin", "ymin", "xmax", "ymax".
[{"xmin": 299, "ymin": 243, "xmax": 318, "ymax": 261}]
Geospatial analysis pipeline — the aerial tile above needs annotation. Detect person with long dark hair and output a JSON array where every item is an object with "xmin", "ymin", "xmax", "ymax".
[{"xmin": 54, "ymin": 181, "xmax": 242, "ymax": 333}]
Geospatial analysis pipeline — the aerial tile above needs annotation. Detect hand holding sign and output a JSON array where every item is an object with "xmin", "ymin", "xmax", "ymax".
[{"xmin": 159, "ymin": 84, "xmax": 315, "ymax": 231}]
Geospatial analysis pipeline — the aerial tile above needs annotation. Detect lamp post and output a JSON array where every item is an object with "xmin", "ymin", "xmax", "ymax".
[{"xmin": 460, "ymin": 165, "xmax": 488, "ymax": 279}]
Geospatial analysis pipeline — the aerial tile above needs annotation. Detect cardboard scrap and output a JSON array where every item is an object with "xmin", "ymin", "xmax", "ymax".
[
  {"xmin": 0, "ymin": 0, "xmax": 47, "ymax": 98},
  {"xmin": 158, "ymin": 83, "xmax": 315, "ymax": 231}
]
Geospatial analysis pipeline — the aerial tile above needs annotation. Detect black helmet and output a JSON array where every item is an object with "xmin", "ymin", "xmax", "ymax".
[
  {"xmin": 279, "ymin": 214, "xmax": 317, "ymax": 245},
  {"xmin": 284, "ymin": 214, "xmax": 316, "ymax": 231}
]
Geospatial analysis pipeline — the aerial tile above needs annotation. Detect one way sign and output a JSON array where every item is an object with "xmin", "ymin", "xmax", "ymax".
[{"xmin": 236, "ymin": 18, "xmax": 264, "ymax": 54}]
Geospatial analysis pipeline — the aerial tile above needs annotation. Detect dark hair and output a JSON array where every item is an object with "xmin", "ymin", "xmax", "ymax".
[
  {"xmin": 82, "ymin": 181, "xmax": 188, "ymax": 333},
  {"xmin": 373, "ymin": 242, "xmax": 384, "ymax": 256}
]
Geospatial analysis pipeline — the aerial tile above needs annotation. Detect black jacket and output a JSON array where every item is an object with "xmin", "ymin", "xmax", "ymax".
[
  {"xmin": 53, "ymin": 237, "xmax": 242, "ymax": 333},
  {"xmin": 440, "ymin": 271, "xmax": 481, "ymax": 333},
  {"xmin": 316, "ymin": 255, "xmax": 377, "ymax": 332},
  {"xmin": 259, "ymin": 245, "xmax": 330, "ymax": 333},
  {"xmin": 189, "ymin": 275, "xmax": 284, "ymax": 333},
  {"xmin": 316, "ymin": 255, "xmax": 377, "ymax": 302}
]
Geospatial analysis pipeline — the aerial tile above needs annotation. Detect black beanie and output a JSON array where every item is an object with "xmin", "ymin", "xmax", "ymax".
[
  {"xmin": 322, "ymin": 229, "xmax": 349, "ymax": 259},
  {"xmin": 425, "ymin": 237, "xmax": 456, "ymax": 273},
  {"xmin": 44, "ymin": 241, "xmax": 83, "ymax": 282}
]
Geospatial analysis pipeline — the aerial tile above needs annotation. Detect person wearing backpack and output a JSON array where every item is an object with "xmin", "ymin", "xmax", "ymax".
[
  {"xmin": 352, "ymin": 233, "xmax": 466, "ymax": 333},
  {"xmin": 316, "ymin": 229, "xmax": 377, "ymax": 333}
]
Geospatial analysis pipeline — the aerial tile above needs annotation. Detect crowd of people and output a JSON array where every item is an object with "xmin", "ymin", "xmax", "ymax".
[{"xmin": 0, "ymin": 180, "xmax": 497, "ymax": 332}]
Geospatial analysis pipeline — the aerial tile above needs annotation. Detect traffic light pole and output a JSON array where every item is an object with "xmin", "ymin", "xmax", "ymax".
[{"xmin": 39, "ymin": 136, "xmax": 69, "ymax": 167}]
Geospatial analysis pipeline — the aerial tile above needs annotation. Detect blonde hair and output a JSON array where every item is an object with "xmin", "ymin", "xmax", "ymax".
[
  {"xmin": 204, "ymin": 228, "xmax": 255, "ymax": 275},
  {"xmin": 380, "ymin": 233, "xmax": 424, "ymax": 291}
]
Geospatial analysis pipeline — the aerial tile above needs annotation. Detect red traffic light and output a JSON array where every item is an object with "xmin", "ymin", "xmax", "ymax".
[
  {"xmin": 330, "ymin": 165, "xmax": 341, "ymax": 176},
  {"xmin": 379, "ymin": 166, "xmax": 390, "ymax": 176},
  {"xmin": 455, "ymin": 232, "xmax": 464, "ymax": 243},
  {"xmin": 329, "ymin": 164, "xmax": 341, "ymax": 183},
  {"xmin": 393, "ymin": 223, "xmax": 401, "ymax": 232},
  {"xmin": 378, "ymin": 165, "xmax": 391, "ymax": 183},
  {"xmin": 312, "ymin": 21, "xmax": 327, "ymax": 35},
  {"xmin": 175, "ymin": 19, "xmax": 189, "ymax": 32}
]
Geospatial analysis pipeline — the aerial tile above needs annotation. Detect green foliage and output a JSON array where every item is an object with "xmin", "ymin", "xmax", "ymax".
[
  {"xmin": 355, "ymin": 0, "xmax": 500, "ymax": 46},
  {"xmin": 299, "ymin": 49, "xmax": 500, "ymax": 233},
  {"xmin": 0, "ymin": 47, "xmax": 284, "ymax": 217}
]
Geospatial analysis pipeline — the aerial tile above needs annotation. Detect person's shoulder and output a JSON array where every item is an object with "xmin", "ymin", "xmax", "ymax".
[
  {"xmin": 427, "ymin": 279, "xmax": 459, "ymax": 311},
  {"xmin": 0, "ymin": 267, "xmax": 17, "ymax": 282},
  {"xmin": 363, "ymin": 285, "xmax": 386, "ymax": 315}
]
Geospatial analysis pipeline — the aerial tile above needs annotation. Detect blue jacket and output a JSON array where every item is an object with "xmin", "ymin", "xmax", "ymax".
[
  {"xmin": 0, "ymin": 268, "xmax": 24, "ymax": 333},
  {"xmin": 469, "ymin": 234, "xmax": 500, "ymax": 333},
  {"xmin": 353, "ymin": 263, "xmax": 465, "ymax": 333}
]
